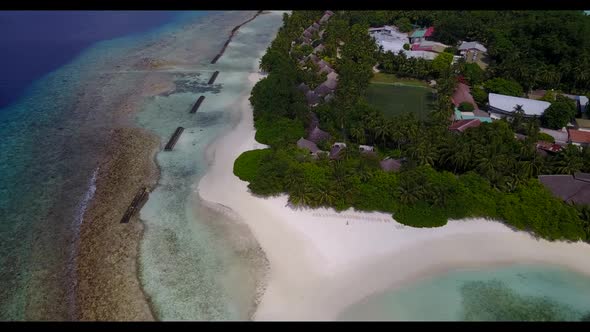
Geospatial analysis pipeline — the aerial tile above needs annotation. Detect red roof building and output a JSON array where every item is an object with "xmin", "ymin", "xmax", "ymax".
[
  {"xmin": 536, "ymin": 141, "xmax": 563, "ymax": 154},
  {"xmin": 568, "ymin": 129, "xmax": 590, "ymax": 146},
  {"xmin": 424, "ymin": 26, "xmax": 435, "ymax": 38},
  {"xmin": 448, "ymin": 119, "xmax": 481, "ymax": 132}
]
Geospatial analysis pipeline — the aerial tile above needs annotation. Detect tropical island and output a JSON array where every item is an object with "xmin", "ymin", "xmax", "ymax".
[{"xmin": 233, "ymin": 10, "xmax": 590, "ymax": 242}]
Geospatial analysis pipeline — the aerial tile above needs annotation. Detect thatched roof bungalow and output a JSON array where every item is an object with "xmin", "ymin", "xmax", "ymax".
[
  {"xmin": 319, "ymin": 64, "xmax": 334, "ymax": 74},
  {"xmin": 305, "ymin": 90, "xmax": 321, "ymax": 107},
  {"xmin": 380, "ymin": 157, "xmax": 402, "ymax": 172},
  {"xmin": 307, "ymin": 126, "xmax": 331, "ymax": 144},
  {"xmin": 297, "ymin": 137, "xmax": 320, "ymax": 155},
  {"xmin": 298, "ymin": 82, "xmax": 310, "ymax": 94},
  {"xmin": 314, "ymin": 83, "xmax": 332, "ymax": 97},
  {"xmin": 314, "ymin": 44, "xmax": 326, "ymax": 54},
  {"xmin": 324, "ymin": 72, "xmax": 338, "ymax": 90}
]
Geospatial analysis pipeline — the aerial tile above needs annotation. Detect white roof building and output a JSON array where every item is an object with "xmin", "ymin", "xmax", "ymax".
[
  {"xmin": 368, "ymin": 25, "xmax": 438, "ymax": 61},
  {"xmin": 488, "ymin": 93, "xmax": 551, "ymax": 117},
  {"xmin": 404, "ymin": 50, "xmax": 438, "ymax": 60},
  {"xmin": 359, "ymin": 145, "xmax": 374, "ymax": 152},
  {"xmin": 581, "ymin": 96, "xmax": 589, "ymax": 110},
  {"xmin": 540, "ymin": 127, "xmax": 569, "ymax": 145},
  {"xmin": 458, "ymin": 41, "xmax": 487, "ymax": 53},
  {"xmin": 369, "ymin": 26, "xmax": 409, "ymax": 54}
]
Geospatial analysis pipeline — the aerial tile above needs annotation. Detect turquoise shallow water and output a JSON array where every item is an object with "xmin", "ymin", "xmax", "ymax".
[
  {"xmin": 137, "ymin": 15, "xmax": 282, "ymax": 320},
  {"xmin": 136, "ymin": 12, "xmax": 284, "ymax": 320},
  {"xmin": 338, "ymin": 264, "xmax": 590, "ymax": 321}
]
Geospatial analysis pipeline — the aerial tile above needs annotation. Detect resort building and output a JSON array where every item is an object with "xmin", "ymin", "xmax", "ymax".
[
  {"xmin": 536, "ymin": 141, "xmax": 563, "ymax": 154},
  {"xmin": 359, "ymin": 145, "xmax": 374, "ymax": 152},
  {"xmin": 410, "ymin": 40, "xmax": 449, "ymax": 53},
  {"xmin": 380, "ymin": 157, "xmax": 403, "ymax": 172},
  {"xmin": 359, "ymin": 145, "xmax": 376, "ymax": 157},
  {"xmin": 563, "ymin": 94, "xmax": 590, "ymax": 114},
  {"xmin": 369, "ymin": 25, "xmax": 409, "ymax": 54},
  {"xmin": 305, "ymin": 90, "xmax": 321, "ymax": 107},
  {"xmin": 297, "ymin": 137, "xmax": 321, "ymax": 156},
  {"xmin": 368, "ymin": 25, "xmax": 438, "ymax": 60},
  {"xmin": 539, "ymin": 127, "xmax": 569, "ymax": 146},
  {"xmin": 329, "ymin": 142, "xmax": 347, "ymax": 160},
  {"xmin": 568, "ymin": 129, "xmax": 590, "ymax": 147},
  {"xmin": 448, "ymin": 118, "xmax": 482, "ymax": 133},
  {"xmin": 539, "ymin": 173, "xmax": 590, "ymax": 205},
  {"xmin": 409, "ymin": 26, "xmax": 434, "ymax": 44},
  {"xmin": 458, "ymin": 41, "xmax": 488, "ymax": 69},
  {"xmin": 487, "ymin": 93, "xmax": 551, "ymax": 119},
  {"xmin": 575, "ymin": 118, "xmax": 590, "ymax": 132},
  {"xmin": 319, "ymin": 10, "xmax": 334, "ymax": 24},
  {"xmin": 313, "ymin": 44, "xmax": 325, "ymax": 54}
]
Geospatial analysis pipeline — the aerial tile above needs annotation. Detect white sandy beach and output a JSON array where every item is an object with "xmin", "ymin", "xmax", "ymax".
[{"xmin": 197, "ymin": 72, "xmax": 590, "ymax": 321}]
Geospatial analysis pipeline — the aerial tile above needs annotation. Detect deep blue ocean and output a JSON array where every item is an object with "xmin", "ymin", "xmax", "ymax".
[
  {"xmin": 0, "ymin": 11, "xmax": 187, "ymax": 320},
  {"xmin": 0, "ymin": 11, "xmax": 180, "ymax": 109}
]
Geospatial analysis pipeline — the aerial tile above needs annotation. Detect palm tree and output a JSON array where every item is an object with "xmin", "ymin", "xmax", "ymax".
[
  {"xmin": 444, "ymin": 142, "xmax": 473, "ymax": 173},
  {"xmin": 554, "ymin": 146, "xmax": 584, "ymax": 175},
  {"xmin": 511, "ymin": 104, "xmax": 525, "ymax": 132},
  {"xmin": 314, "ymin": 184, "xmax": 337, "ymax": 207},
  {"xmin": 519, "ymin": 155, "xmax": 544, "ymax": 179},
  {"xmin": 396, "ymin": 179, "xmax": 423, "ymax": 205},
  {"xmin": 288, "ymin": 182, "xmax": 313, "ymax": 207},
  {"xmin": 389, "ymin": 124, "xmax": 404, "ymax": 149},
  {"xmin": 331, "ymin": 161, "xmax": 348, "ymax": 185},
  {"xmin": 374, "ymin": 123, "xmax": 389, "ymax": 146},
  {"xmin": 284, "ymin": 168, "xmax": 304, "ymax": 191},
  {"xmin": 411, "ymin": 139, "xmax": 438, "ymax": 166},
  {"xmin": 350, "ymin": 127, "xmax": 366, "ymax": 144}
]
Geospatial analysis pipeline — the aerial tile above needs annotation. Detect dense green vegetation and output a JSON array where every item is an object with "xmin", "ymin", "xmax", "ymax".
[
  {"xmin": 483, "ymin": 78, "xmax": 524, "ymax": 97},
  {"xmin": 235, "ymin": 11, "xmax": 590, "ymax": 243},
  {"xmin": 541, "ymin": 95, "xmax": 578, "ymax": 130}
]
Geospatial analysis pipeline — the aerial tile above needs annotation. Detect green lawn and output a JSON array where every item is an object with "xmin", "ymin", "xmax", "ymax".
[
  {"xmin": 370, "ymin": 72, "xmax": 430, "ymax": 88},
  {"xmin": 366, "ymin": 82, "xmax": 435, "ymax": 120}
]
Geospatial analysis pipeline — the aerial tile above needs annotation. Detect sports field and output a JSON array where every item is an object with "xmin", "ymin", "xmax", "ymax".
[{"xmin": 366, "ymin": 82, "xmax": 435, "ymax": 120}]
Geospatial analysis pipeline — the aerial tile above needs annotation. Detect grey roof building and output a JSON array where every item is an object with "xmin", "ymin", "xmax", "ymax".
[
  {"xmin": 305, "ymin": 90, "xmax": 321, "ymax": 107},
  {"xmin": 539, "ymin": 173, "xmax": 590, "ymax": 205},
  {"xmin": 297, "ymin": 137, "xmax": 320, "ymax": 155},
  {"xmin": 298, "ymin": 82, "xmax": 310, "ymax": 94},
  {"xmin": 324, "ymin": 72, "xmax": 338, "ymax": 90},
  {"xmin": 307, "ymin": 126, "xmax": 331, "ymax": 144},
  {"xmin": 314, "ymin": 83, "xmax": 332, "ymax": 97},
  {"xmin": 314, "ymin": 44, "xmax": 326, "ymax": 54},
  {"xmin": 319, "ymin": 64, "xmax": 334, "ymax": 74},
  {"xmin": 458, "ymin": 41, "xmax": 487, "ymax": 53}
]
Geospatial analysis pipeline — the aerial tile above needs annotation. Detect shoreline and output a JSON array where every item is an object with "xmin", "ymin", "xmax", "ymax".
[
  {"xmin": 74, "ymin": 11, "xmax": 260, "ymax": 320},
  {"xmin": 210, "ymin": 10, "xmax": 263, "ymax": 64},
  {"xmin": 197, "ymin": 71, "xmax": 590, "ymax": 320}
]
